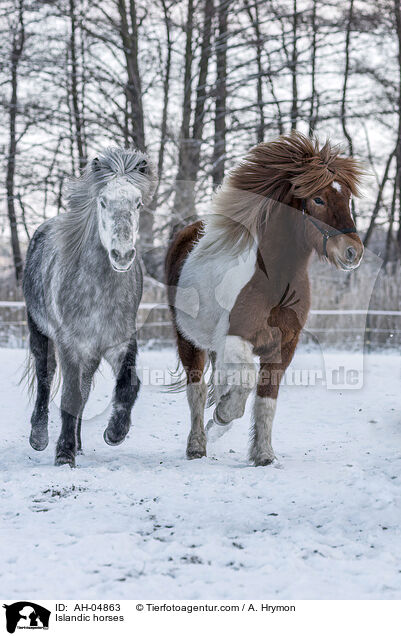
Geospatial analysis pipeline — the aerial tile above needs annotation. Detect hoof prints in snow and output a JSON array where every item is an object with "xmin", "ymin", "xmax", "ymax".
[{"xmin": 0, "ymin": 347, "xmax": 401, "ymax": 599}]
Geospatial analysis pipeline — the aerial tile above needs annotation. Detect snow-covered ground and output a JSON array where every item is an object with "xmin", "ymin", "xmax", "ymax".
[{"xmin": 0, "ymin": 346, "xmax": 400, "ymax": 600}]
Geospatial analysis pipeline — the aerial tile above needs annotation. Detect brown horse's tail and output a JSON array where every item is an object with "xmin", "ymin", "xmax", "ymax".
[
  {"xmin": 164, "ymin": 354, "xmax": 213, "ymax": 398},
  {"xmin": 164, "ymin": 357, "xmax": 187, "ymax": 394}
]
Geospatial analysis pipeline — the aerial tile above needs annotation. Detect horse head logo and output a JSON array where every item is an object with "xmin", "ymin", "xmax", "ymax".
[{"xmin": 3, "ymin": 602, "xmax": 50, "ymax": 634}]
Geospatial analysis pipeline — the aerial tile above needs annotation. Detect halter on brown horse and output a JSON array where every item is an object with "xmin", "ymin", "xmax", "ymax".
[{"xmin": 165, "ymin": 132, "xmax": 364, "ymax": 466}]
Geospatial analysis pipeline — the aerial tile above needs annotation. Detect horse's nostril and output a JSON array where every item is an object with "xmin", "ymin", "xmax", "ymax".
[
  {"xmin": 126, "ymin": 248, "xmax": 136, "ymax": 261},
  {"xmin": 110, "ymin": 249, "xmax": 120, "ymax": 261},
  {"xmin": 345, "ymin": 246, "xmax": 357, "ymax": 262}
]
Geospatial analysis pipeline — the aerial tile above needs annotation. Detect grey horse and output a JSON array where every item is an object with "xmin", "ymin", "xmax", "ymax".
[{"xmin": 23, "ymin": 148, "xmax": 155, "ymax": 467}]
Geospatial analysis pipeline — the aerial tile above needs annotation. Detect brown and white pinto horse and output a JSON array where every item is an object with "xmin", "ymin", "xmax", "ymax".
[{"xmin": 165, "ymin": 132, "xmax": 364, "ymax": 466}]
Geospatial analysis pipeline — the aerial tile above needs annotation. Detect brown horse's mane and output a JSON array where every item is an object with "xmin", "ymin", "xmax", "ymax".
[{"xmin": 203, "ymin": 131, "xmax": 365, "ymax": 254}]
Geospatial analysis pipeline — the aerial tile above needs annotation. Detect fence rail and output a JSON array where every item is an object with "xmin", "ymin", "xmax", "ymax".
[
  {"xmin": 0, "ymin": 300, "xmax": 400, "ymax": 348},
  {"xmin": 2, "ymin": 300, "xmax": 401, "ymax": 316}
]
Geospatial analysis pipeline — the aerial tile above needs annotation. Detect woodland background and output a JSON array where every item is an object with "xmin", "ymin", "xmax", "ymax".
[{"xmin": 1, "ymin": 0, "xmax": 401, "ymax": 345}]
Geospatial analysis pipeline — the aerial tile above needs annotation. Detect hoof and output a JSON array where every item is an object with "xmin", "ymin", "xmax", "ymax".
[
  {"xmin": 55, "ymin": 452, "xmax": 75, "ymax": 467},
  {"xmin": 205, "ymin": 418, "xmax": 233, "ymax": 442},
  {"xmin": 186, "ymin": 432, "xmax": 206, "ymax": 460},
  {"xmin": 253, "ymin": 453, "xmax": 275, "ymax": 467},
  {"xmin": 186, "ymin": 448, "xmax": 206, "ymax": 460},
  {"xmin": 103, "ymin": 428, "xmax": 126, "ymax": 446},
  {"xmin": 29, "ymin": 428, "xmax": 49, "ymax": 451},
  {"xmin": 213, "ymin": 406, "xmax": 231, "ymax": 426}
]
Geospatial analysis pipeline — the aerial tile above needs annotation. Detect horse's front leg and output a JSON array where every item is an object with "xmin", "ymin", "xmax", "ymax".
[
  {"xmin": 103, "ymin": 339, "xmax": 140, "ymax": 446},
  {"xmin": 213, "ymin": 335, "xmax": 256, "ymax": 425},
  {"xmin": 76, "ymin": 359, "xmax": 100, "ymax": 453},
  {"xmin": 250, "ymin": 339, "xmax": 298, "ymax": 466},
  {"xmin": 55, "ymin": 356, "xmax": 83, "ymax": 467}
]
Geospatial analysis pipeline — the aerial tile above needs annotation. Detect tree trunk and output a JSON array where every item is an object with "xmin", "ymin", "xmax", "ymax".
[
  {"xmin": 173, "ymin": 0, "xmax": 214, "ymax": 231},
  {"xmin": 341, "ymin": 0, "xmax": 354, "ymax": 156},
  {"xmin": 172, "ymin": 0, "xmax": 194, "ymax": 232},
  {"xmin": 117, "ymin": 0, "xmax": 145, "ymax": 151},
  {"xmin": 142, "ymin": 0, "xmax": 173, "ymax": 279},
  {"xmin": 308, "ymin": 0, "xmax": 318, "ymax": 136},
  {"xmin": 364, "ymin": 148, "xmax": 396, "ymax": 247},
  {"xmin": 244, "ymin": 0, "xmax": 264, "ymax": 143},
  {"xmin": 116, "ymin": 0, "xmax": 151, "ymax": 255},
  {"xmin": 290, "ymin": 0, "xmax": 298, "ymax": 130},
  {"xmin": 69, "ymin": 0, "xmax": 86, "ymax": 171},
  {"xmin": 394, "ymin": 0, "xmax": 401, "ymax": 252},
  {"xmin": 384, "ymin": 176, "xmax": 397, "ymax": 266},
  {"xmin": 155, "ymin": 0, "xmax": 173, "ymax": 191},
  {"xmin": 6, "ymin": 0, "xmax": 25, "ymax": 283},
  {"xmin": 212, "ymin": 0, "xmax": 228, "ymax": 187}
]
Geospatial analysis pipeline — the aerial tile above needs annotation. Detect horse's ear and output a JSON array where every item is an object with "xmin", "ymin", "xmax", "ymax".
[
  {"xmin": 136, "ymin": 159, "xmax": 149, "ymax": 175},
  {"xmin": 92, "ymin": 157, "xmax": 101, "ymax": 172}
]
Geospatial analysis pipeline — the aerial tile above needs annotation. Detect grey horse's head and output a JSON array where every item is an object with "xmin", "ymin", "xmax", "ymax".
[
  {"xmin": 95, "ymin": 171, "xmax": 142, "ymax": 271},
  {"xmin": 59, "ymin": 148, "xmax": 155, "ymax": 267},
  {"xmin": 91, "ymin": 154, "xmax": 151, "ymax": 272}
]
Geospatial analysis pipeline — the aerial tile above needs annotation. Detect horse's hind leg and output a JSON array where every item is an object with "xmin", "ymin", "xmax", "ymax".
[
  {"xmin": 27, "ymin": 313, "xmax": 56, "ymax": 451},
  {"xmin": 103, "ymin": 339, "xmax": 140, "ymax": 446},
  {"xmin": 177, "ymin": 333, "xmax": 207, "ymax": 459}
]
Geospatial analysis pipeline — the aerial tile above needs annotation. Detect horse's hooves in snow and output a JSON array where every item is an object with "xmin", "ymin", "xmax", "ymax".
[
  {"xmin": 29, "ymin": 429, "xmax": 49, "ymax": 451},
  {"xmin": 205, "ymin": 418, "xmax": 233, "ymax": 442},
  {"xmin": 54, "ymin": 452, "xmax": 75, "ymax": 467},
  {"xmin": 103, "ymin": 429, "xmax": 126, "ymax": 446},
  {"xmin": 186, "ymin": 450, "xmax": 206, "ymax": 460},
  {"xmin": 186, "ymin": 446, "xmax": 206, "ymax": 460},
  {"xmin": 253, "ymin": 453, "xmax": 275, "ymax": 467}
]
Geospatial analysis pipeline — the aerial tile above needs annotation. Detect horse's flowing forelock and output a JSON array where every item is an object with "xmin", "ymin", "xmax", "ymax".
[
  {"xmin": 54, "ymin": 147, "xmax": 156, "ymax": 259},
  {"xmin": 204, "ymin": 131, "xmax": 366, "ymax": 255}
]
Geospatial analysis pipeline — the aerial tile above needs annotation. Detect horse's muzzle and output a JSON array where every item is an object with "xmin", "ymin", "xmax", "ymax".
[
  {"xmin": 110, "ymin": 247, "xmax": 136, "ymax": 272},
  {"xmin": 327, "ymin": 235, "xmax": 364, "ymax": 271}
]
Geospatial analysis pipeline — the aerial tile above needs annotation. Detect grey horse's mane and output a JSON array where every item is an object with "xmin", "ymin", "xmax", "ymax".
[{"xmin": 54, "ymin": 147, "xmax": 155, "ymax": 259}]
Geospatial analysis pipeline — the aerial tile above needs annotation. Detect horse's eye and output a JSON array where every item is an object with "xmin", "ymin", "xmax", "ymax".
[
  {"xmin": 313, "ymin": 197, "xmax": 325, "ymax": 205},
  {"xmin": 137, "ymin": 200, "xmax": 143, "ymax": 209},
  {"xmin": 99, "ymin": 198, "xmax": 106, "ymax": 209}
]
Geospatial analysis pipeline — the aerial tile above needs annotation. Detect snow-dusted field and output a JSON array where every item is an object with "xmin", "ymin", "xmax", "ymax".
[{"xmin": 0, "ymin": 346, "xmax": 400, "ymax": 600}]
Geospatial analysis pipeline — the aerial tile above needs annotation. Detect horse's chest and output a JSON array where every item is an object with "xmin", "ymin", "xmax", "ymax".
[{"xmin": 56, "ymin": 276, "xmax": 137, "ymax": 351}]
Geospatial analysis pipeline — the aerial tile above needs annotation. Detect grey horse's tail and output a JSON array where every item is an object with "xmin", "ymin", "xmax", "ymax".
[
  {"xmin": 20, "ymin": 349, "xmax": 36, "ymax": 400},
  {"xmin": 19, "ymin": 347, "xmax": 61, "ymax": 402}
]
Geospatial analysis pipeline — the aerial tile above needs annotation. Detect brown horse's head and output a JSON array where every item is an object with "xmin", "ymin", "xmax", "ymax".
[
  {"xmin": 208, "ymin": 132, "xmax": 365, "ymax": 270},
  {"xmin": 300, "ymin": 180, "xmax": 363, "ymax": 270}
]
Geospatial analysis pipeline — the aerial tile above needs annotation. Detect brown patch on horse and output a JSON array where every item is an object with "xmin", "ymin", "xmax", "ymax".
[
  {"xmin": 207, "ymin": 131, "xmax": 365, "ymax": 254},
  {"xmin": 165, "ymin": 220, "xmax": 204, "ymax": 312},
  {"xmin": 165, "ymin": 221, "xmax": 206, "ymax": 386}
]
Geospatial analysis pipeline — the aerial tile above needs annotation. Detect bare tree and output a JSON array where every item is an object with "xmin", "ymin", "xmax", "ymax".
[
  {"xmin": 69, "ymin": 0, "xmax": 86, "ymax": 171},
  {"xmin": 212, "ymin": 0, "xmax": 228, "ymax": 187},
  {"xmin": 5, "ymin": 0, "xmax": 25, "ymax": 283},
  {"xmin": 395, "ymin": 0, "xmax": 401, "ymax": 252},
  {"xmin": 117, "ymin": 0, "xmax": 146, "ymax": 151},
  {"xmin": 290, "ymin": 0, "xmax": 298, "ymax": 130},
  {"xmin": 173, "ymin": 0, "xmax": 214, "ymax": 229}
]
